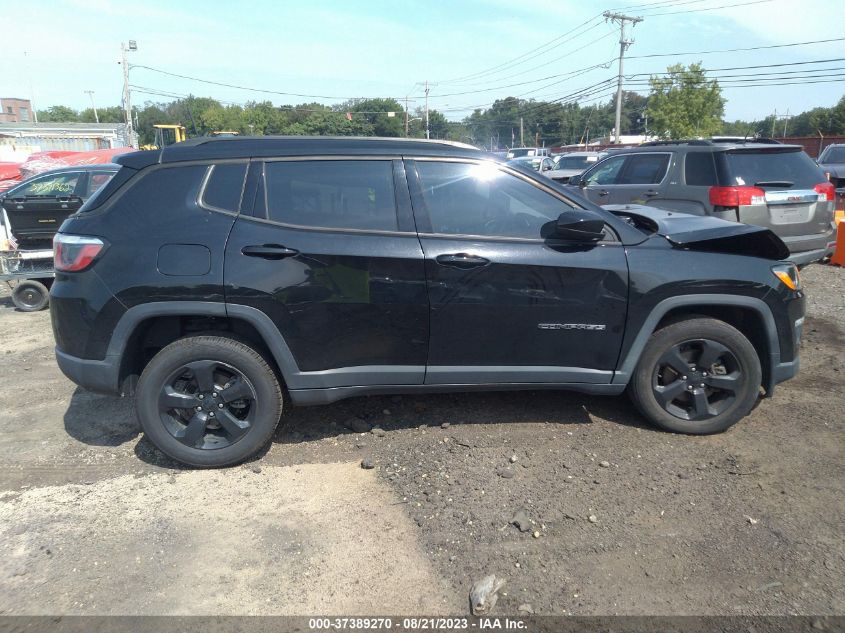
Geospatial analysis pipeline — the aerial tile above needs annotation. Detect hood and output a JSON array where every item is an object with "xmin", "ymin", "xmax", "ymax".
[{"xmin": 604, "ymin": 204, "xmax": 790, "ymax": 260}]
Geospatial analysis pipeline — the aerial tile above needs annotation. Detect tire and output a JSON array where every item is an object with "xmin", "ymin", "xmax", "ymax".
[
  {"xmin": 135, "ymin": 335, "xmax": 283, "ymax": 467},
  {"xmin": 12, "ymin": 280, "xmax": 50, "ymax": 312},
  {"xmin": 628, "ymin": 318, "xmax": 762, "ymax": 435}
]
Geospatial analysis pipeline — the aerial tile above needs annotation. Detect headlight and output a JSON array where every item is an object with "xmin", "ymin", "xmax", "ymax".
[{"xmin": 772, "ymin": 263, "xmax": 801, "ymax": 291}]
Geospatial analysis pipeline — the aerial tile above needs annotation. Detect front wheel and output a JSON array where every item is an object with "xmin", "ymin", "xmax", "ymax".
[
  {"xmin": 135, "ymin": 336, "xmax": 283, "ymax": 467},
  {"xmin": 628, "ymin": 318, "xmax": 762, "ymax": 434}
]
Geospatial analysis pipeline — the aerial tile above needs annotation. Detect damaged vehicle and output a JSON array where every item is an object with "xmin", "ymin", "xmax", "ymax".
[
  {"xmin": 567, "ymin": 140, "xmax": 836, "ymax": 266},
  {"xmin": 51, "ymin": 137, "xmax": 804, "ymax": 467}
]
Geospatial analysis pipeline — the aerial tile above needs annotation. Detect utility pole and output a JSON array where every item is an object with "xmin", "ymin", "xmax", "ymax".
[
  {"xmin": 23, "ymin": 51, "xmax": 38, "ymax": 124},
  {"xmin": 604, "ymin": 11, "xmax": 642, "ymax": 144},
  {"xmin": 85, "ymin": 90, "xmax": 99, "ymax": 123},
  {"xmin": 120, "ymin": 40, "xmax": 137, "ymax": 147},
  {"xmin": 405, "ymin": 95, "xmax": 409, "ymax": 137},
  {"xmin": 424, "ymin": 80, "xmax": 430, "ymax": 140},
  {"xmin": 520, "ymin": 117, "xmax": 524, "ymax": 147}
]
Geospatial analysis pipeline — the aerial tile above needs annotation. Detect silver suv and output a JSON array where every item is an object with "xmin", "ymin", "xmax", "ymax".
[{"xmin": 567, "ymin": 140, "xmax": 836, "ymax": 265}]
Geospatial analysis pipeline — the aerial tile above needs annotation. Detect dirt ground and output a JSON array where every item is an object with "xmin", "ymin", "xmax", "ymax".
[{"xmin": 0, "ymin": 265, "xmax": 843, "ymax": 616}]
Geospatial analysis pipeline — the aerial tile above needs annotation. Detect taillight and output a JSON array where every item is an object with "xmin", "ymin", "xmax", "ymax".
[
  {"xmin": 54, "ymin": 234, "xmax": 105, "ymax": 272},
  {"xmin": 709, "ymin": 185, "xmax": 766, "ymax": 207},
  {"xmin": 813, "ymin": 181, "xmax": 835, "ymax": 201}
]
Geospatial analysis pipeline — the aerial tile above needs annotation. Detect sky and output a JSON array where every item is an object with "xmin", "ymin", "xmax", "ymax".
[{"xmin": 2, "ymin": 0, "xmax": 843, "ymax": 123}]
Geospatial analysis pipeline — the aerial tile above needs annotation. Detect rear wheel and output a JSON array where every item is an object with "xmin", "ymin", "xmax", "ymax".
[
  {"xmin": 628, "ymin": 318, "xmax": 761, "ymax": 434},
  {"xmin": 135, "ymin": 336, "xmax": 283, "ymax": 467},
  {"xmin": 12, "ymin": 280, "xmax": 50, "ymax": 312}
]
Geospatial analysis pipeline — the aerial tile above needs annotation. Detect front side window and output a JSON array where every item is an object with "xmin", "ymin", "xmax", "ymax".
[
  {"xmin": 265, "ymin": 160, "xmax": 397, "ymax": 231},
  {"xmin": 415, "ymin": 161, "xmax": 571, "ymax": 239},
  {"xmin": 583, "ymin": 155, "xmax": 626, "ymax": 186},
  {"xmin": 202, "ymin": 163, "xmax": 247, "ymax": 212},
  {"xmin": 13, "ymin": 173, "xmax": 81, "ymax": 197},
  {"xmin": 618, "ymin": 154, "xmax": 670, "ymax": 185}
]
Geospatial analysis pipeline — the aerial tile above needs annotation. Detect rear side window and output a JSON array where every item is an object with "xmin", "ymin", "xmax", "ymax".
[
  {"xmin": 618, "ymin": 154, "xmax": 670, "ymax": 185},
  {"xmin": 85, "ymin": 171, "xmax": 116, "ymax": 197},
  {"xmin": 264, "ymin": 160, "xmax": 397, "ymax": 231},
  {"xmin": 13, "ymin": 172, "xmax": 82, "ymax": 197},
  {"xmin": 201, "ymin": 163, "xmax": 247, "ymax": 212},
  {"xmin": 723, "ymin": 150, "xmax": 824, "ymax": 189},
  {"xmin": 684, "ymin": 152, "xmax": 718, "ymax": 186}
]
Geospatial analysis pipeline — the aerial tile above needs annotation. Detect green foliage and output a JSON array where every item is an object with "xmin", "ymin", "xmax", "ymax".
[
  {"xmin": 646, "ymin": 63, "xmax": 724, "ymax": 139},
  {"xmin": 36, "ymin": 105, "xmax": 80, "ymax": 122}
]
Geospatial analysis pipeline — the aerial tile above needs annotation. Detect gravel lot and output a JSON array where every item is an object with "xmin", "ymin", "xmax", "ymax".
[{"xmin": 0, "ymin": 265, "xmax": 843, "ymax": 616}]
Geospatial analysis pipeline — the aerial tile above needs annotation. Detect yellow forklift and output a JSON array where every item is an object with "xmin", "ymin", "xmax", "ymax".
[{"xmin": 140, "ymin": 124, "xmax": 187, "ymax": 150}]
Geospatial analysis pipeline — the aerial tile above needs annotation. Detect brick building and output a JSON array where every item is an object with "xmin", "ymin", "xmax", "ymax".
[{"xmin": 0, "ymin": 98, "xmax": 33, "ymax": 123}]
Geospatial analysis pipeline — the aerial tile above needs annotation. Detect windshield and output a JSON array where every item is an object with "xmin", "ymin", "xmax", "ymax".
[
  {"xmin": 508, "ymin": 148, "xmax": 535, "ymax": 158},
  {"xmin": 821, "ymin": 147, "xmax": 845, "ymax": 163},
  {"xmin": 554, "ymin": 156, "xmax": 594, "ymax": 170},
  {"xmin": 724, "ymin": 150, "xmax": 824, "ymax": 189}
]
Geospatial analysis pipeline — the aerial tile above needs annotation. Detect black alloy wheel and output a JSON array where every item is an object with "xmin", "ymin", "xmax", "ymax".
[
  {"xmin": 158, "ymin": 360, "xmax": 257, "ymax": 450},
  {"xmin": 628, "ymin": 317, "xmax": 762, "ymax": 435},
  {"xmin": 136, "ymin": 336, "xmax": 283, "ymax": 467},
  {"xmin": 652, "ymin": 339, "xmax": 741, "ymax": 421}
]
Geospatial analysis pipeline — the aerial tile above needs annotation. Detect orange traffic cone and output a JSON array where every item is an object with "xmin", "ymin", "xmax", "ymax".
[{"xmin": 830, "ymin": 210, "xmax": 845, "ymax": 267}]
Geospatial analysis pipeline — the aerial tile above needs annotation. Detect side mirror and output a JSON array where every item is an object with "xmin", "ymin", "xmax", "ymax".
[
  {"xmin": 553, "ymin": 210, "xmax": 605, "ymax": 242},
  {"xmin": 568, "ymin": 174, "xmax": 583, "ymax": 187}
]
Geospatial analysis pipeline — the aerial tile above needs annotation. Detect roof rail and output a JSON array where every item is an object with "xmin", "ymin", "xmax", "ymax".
[
  {"xmin": 639, "ymin": 139, "xmax": 713, "ymax": 147},
  {"xmin": 710, "ymin": 136, "xmax": 783, "ymax": 145}
]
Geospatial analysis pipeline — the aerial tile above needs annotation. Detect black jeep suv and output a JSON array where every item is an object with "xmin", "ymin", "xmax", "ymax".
[{"xmin": 50, "ymin": 137, "xmax": 805, "ymax": 467}]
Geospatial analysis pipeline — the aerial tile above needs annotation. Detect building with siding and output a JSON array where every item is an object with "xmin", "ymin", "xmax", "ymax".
[{"xmin": 0, "ymin": 122, "xmax": 134, "ymax": 153}]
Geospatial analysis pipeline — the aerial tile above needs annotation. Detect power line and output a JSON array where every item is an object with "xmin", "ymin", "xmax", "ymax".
[
  {"xmin": 131, "ymin": 65, "xmax": 402, "ymax": 101},
  {"xmin": 639, "ymin": 0, "xmax": 773, "ymax": 16},
  {"xmin": 436, "ymin": 14, "xmax": 606, "ymax": 84},
  {"xmin": 427, "ymin": 59, "xmax": 615, "ymax": 98},
  {"xmin": 627, "ymin": 37, "xmax": 845, "ymax": 59},
  {"xmin": 431, "ymin": 31, "xmax": 618, "ymax": 93},
  {"xmin": 628, "ymin": 56, "xmax": 845, "ymax": 75}
]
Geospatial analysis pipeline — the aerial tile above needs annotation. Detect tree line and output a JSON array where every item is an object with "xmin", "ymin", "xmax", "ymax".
[{"xmin": 34, "ymin": 64, "xmax": 845, "ymax": 148}]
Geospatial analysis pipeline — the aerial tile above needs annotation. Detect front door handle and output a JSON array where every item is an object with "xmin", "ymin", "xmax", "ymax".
[
  {"xmin": 596, "ymin": 190, "xmax": 609, "ymax": 197},
  {"xmin": 241, "ymin": 244, "xmax": 299, "ymax": 260},
  {"xmin": 642, "ymin": 190, "xmax": 659, "ymax": 197},
  {"xmin": 435, "ymin": 253, "xmax": 490, "ymax": 269}
]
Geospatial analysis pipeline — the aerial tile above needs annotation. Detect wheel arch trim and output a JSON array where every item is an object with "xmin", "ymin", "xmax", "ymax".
[
  {"xmin": 613, "ymin": 294, "xmax": 780, "ymax": 385},
  {"xmin": 108, "ymin": 301, "xmax": 424, "ymax": 390}
]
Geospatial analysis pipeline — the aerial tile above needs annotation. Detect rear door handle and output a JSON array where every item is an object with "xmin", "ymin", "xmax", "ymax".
[
  {"xmin": 642, "ymin": 190, "xmax": 659, "ymax": 197},
  {"xmin": 435, "ymin": 253, "xmax": 490, "ymax": 269},
  {"xmin": 241, "ymin": 244, "xmax": 299, "ymax": 260}
]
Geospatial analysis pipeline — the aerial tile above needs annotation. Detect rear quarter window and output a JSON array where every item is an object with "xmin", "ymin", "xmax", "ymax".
[
  {"xmin": 90, "ymin": 165, "xmax": 207, "ymax": 215},
  {"xmin": 723, "ymin": 150, "xmax": 825, "ymax": 189},
  {"xmin": 684, "ymin": 152, "xmax": 718, "ymax": 186}
]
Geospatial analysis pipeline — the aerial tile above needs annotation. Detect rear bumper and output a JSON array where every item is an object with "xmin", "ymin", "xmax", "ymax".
[
  {"xmin": 55, "ymin": 347, "xmax": 121, "ymax": 395},
  {"xmin": 786, "ymin": 244, "xmax": 835, "ymax": 267}
]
